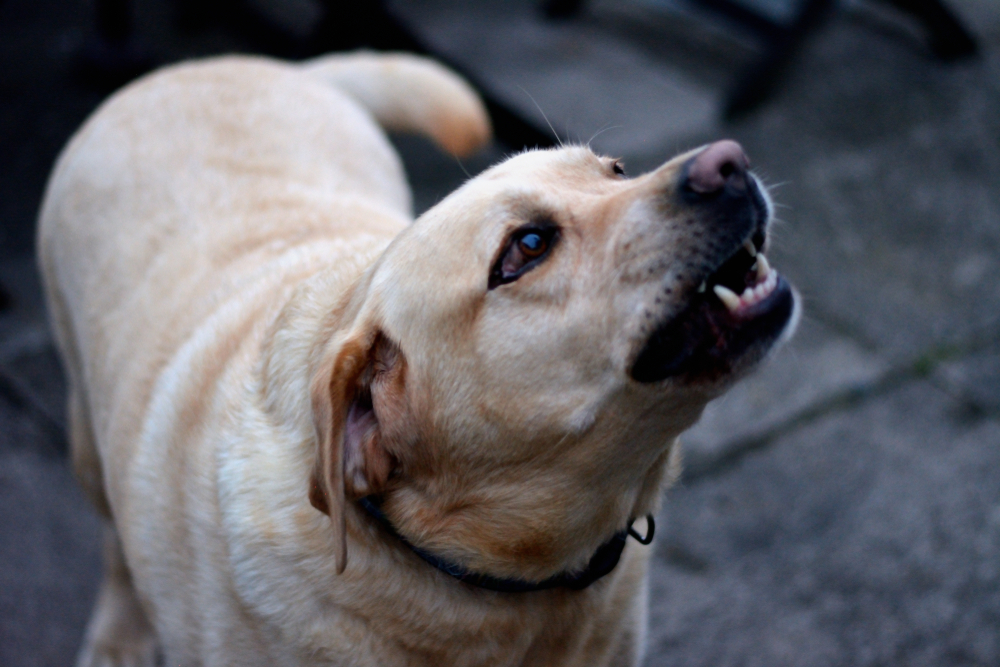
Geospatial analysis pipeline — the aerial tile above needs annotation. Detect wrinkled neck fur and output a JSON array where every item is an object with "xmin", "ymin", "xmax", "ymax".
[
  {"xmin": 377, "ymin": 425, "xmax": 683, "ymax": 583},
  {"xmin": 258, "ymin": 265, "xmax": 372, "ymax": 437}
]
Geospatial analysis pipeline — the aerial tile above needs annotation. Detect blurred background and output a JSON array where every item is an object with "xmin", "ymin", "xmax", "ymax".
[{"xmin": 2, "ymin": 0, "xmax": 999, "ymax": 665}]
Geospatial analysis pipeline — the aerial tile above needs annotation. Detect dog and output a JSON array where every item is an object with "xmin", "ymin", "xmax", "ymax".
[{"xmin": 38, "ymin": 52, "xmax": 797, "ymax": 666}]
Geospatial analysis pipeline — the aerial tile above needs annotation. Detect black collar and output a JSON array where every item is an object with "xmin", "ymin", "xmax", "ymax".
[{"xmin": 358, "ymin": 496, "xmax": 655, "ymax": 593}]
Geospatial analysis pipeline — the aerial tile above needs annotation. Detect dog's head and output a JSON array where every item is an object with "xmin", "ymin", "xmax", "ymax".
[{"xmin": 310, "ymin": 141, "xmax": 798, "ymax": 578}]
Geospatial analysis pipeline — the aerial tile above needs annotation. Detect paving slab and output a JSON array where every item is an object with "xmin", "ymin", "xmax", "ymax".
[
  {"xmin": 646, "ymin": 380, "xmax": 1000, "ymax": 667},
  {"xmin": 681, "ymin": 315, "xmax": 889, "ymax": 475},
  {"xmin": 0, "ymin": 397, "xmax": 102, "ymax": 667},
  {"xmin": 935, "ymin": 340, "xmax": 1000, "ymax": 417}
]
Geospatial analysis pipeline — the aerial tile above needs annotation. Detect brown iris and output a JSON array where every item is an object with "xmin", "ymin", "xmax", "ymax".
[
  {"xmin": 488, "ymin": 225, "xmax": 559, "ymax": 290},
  {"xmin": 518, "ymin": 232, "xmax": 548, "ymax": 258}
]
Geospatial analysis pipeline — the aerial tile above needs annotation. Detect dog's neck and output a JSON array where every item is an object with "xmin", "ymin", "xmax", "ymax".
[
  {"xmin": 368, "ymin": 436, "xmax": 680, "ymax": 583},
  {"xmin": 356, "ymin": 494, "xmax": 655, "ymax": 592}
]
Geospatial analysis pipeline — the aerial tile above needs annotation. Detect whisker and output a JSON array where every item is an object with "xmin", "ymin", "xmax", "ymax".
[
  {"xmin": 454, "ymin": 155, "xmax": 472, "ymax": 179},
  {"xmin": 517, "ymin": 85, "xmax": 563, "ymax": 147},
  {"xmin": 586, "ymin": 124, "xmax": 622, "ymax": 148}
]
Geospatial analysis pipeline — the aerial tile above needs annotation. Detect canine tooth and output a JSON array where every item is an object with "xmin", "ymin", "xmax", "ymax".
[
  {"xmin": 743, "ymin": 240, "xmax": 757, "ymax": 257},
  {"xmin": 713, "ymin": 284, "xmax": 741, "ymax": 311},
  {"xmin": 755, "ymin": 254, "xmax": 771, "ymax": 281},
  {"xmin": 697, "ymin": 281, "xmax": 706, "ymax": 293}
]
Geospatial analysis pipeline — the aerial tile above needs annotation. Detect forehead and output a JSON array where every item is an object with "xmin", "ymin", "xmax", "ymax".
[{"xmin": 480, "ymin": 146, "xmax": 618, "ymax": 194}]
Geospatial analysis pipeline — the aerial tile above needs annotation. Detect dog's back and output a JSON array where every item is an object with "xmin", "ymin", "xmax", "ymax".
[
  {"xmin": 37, "ymin": 53, "xmax": 489, "ymax": 667},
  {"xmin": 38, "ymin": 53, "xmax": 488, "ymax": 509}
]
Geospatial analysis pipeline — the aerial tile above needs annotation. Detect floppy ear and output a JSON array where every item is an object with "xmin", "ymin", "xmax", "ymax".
[{"xmin": 308, "ymin": 330, "xmax": 407, "ymax": 574}]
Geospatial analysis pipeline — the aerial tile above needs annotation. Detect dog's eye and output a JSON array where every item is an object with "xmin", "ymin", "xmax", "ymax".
[
  {"xmin": 612, "ymin": 160, "xmax": 625, "ymax": 176},
  {"xmin": 518, "ymin": 232, "xmax": 548, "ymax": 258},
  {"xmin": 488, "ymin": 225, "xmax": 559, "ymax": 290}
]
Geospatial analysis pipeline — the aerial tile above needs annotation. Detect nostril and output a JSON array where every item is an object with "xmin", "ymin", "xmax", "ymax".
[{"xmin": 684, "ymin": 140, "xmax": 750, "ymax": 195}]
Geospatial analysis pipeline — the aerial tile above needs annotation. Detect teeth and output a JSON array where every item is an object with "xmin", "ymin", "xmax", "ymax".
[
  {"xmin": 697, "ymin": 281, "xmax": 707, "ymax": 293},
  {"xmin": 713, "ymin": 267, "xmax": 779, "ymax": 314},
  {"xmin": 743, "ymin": 240, "xmax": 757, "ymax": 258},
  {"xmin": 713, "ymin": 285, "xmax": 741, "ymax": 311},
  {"xmin": 755, "ymin": 253, "xmax": 771, "ymax": 282}
]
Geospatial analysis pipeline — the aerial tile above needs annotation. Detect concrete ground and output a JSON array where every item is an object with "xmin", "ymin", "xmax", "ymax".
[{"xmin": 2, "ymin": 0, "xmax": 999, "ymax": 665}]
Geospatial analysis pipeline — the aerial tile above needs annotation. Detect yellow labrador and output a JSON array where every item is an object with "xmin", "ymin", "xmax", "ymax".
[{"xmin": 38, "ymin": 52, "xmax": 797, "ymax": 667}]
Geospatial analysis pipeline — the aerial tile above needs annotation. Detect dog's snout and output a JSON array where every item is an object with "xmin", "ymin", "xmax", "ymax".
[{"xmin": 683, "ymin": 140, "xmax": 749, "ymax": 196}]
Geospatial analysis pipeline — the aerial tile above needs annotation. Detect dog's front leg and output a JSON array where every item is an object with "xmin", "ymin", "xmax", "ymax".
[{"xmin": 76, "ymin": 525, "xmax": 159, "ymax": 667}]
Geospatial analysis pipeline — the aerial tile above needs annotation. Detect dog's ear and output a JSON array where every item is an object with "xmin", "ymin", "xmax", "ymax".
[{"xmin": 308, "ymin": 329, "xmax": 408, "ymax": 574}]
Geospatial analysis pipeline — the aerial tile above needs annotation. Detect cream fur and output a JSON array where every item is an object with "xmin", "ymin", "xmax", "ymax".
[{"xmin": 39, "ymin": 52, "xmax": 788, "ymax": 667}]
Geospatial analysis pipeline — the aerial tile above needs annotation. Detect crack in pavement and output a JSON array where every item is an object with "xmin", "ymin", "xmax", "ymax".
[{"xmin": 683, "ymin": 327, "xmax": 1000, "ymax": 483}]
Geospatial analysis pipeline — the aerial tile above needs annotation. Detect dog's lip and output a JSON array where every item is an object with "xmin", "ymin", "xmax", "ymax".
[{"xmin": 629, "ymin": 235, "xmax": 794, "ymax": 384}]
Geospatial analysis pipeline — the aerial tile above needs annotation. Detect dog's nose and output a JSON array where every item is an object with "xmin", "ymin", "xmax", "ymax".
[{"xmin": 684, "ymin": 140, "xmax": 749, "ymax": 195}]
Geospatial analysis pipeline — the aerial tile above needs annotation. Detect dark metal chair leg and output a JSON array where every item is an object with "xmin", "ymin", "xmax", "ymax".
[
  {"xmin": 78, "ymin": 0, "xmax": 154, "ymax": 88},
  {"xmin": 722, "ymin": 0, "xmax": 836, "ymax": 119},
  {"xmin": 0, "ymin": 282, "xmax": 11, "ymax": 312},
  {"xmin": 543, "ymin": 0, "xmax": 587, "ymax": 20},
  {"xmin": 880, "ymin": 0, "xmax": 977, "ymax": 59}
]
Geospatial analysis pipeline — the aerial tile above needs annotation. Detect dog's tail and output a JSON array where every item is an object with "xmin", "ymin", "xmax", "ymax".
[{"xmin": 302, "ymin": 51, "xmax": 491, "ymax": 157}]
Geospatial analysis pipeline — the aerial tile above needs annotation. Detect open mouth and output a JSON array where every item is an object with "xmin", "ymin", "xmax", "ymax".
[
  {"xmin": 703, "ymin": 231, "xmax": 783, "ymax": 320},
  {"xmin": 630, "ymin": 230, "xmax": 795, "ymax": 384}
]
